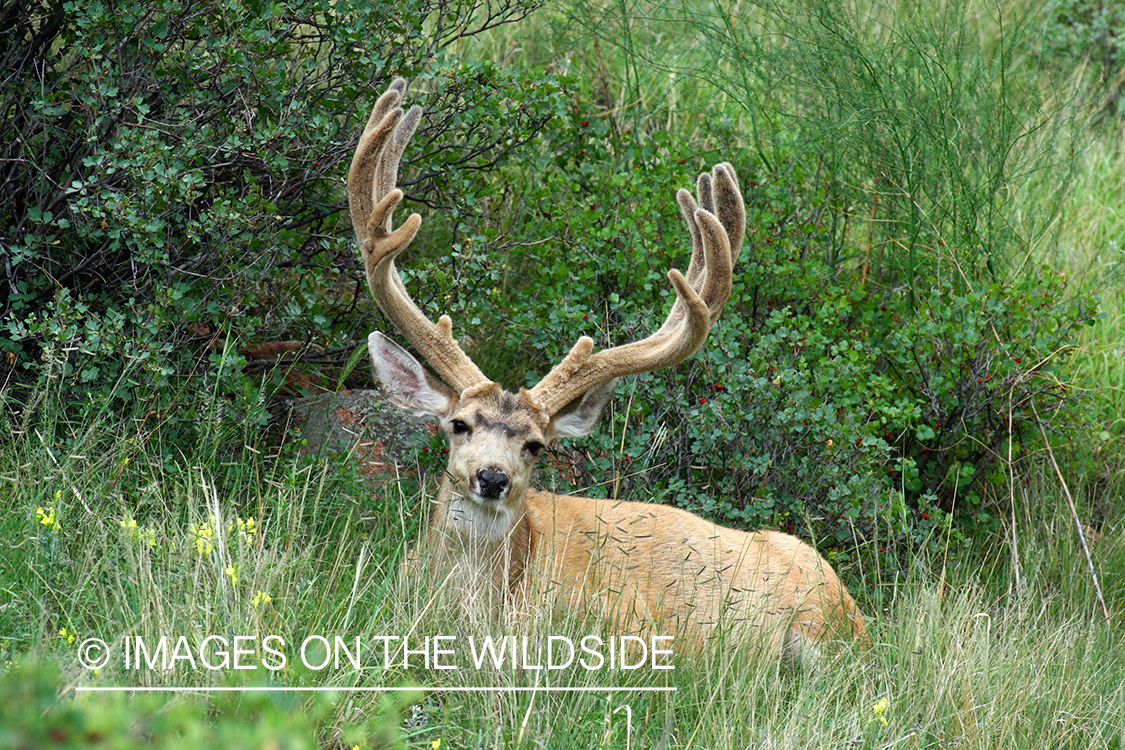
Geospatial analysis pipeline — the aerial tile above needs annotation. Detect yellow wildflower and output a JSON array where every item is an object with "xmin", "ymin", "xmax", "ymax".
[
  {"xmin": 36, "ymin": 506, "xmax": 59, "ymax": 531},
  {"xmin": 122, "ymin": 518, "xmax": 158, "ymax": 547},
  {"xmin": 251, "ymin": 590, "xmax": 272, "ymax": 608},
  {"xmin": 872, "ymin": 698, "xmax": 888, "ymax": 725},
  {"xmin": 234, "ymin": 516, "xmax": 258, "ymax": 543},
  {"xmin": 225, "ymin": 565, "xmax": 238, "ymax": 586},
  {"xmin": 58, "ymin": 628, "xmax": 76, "ymax": 646},
  {"xmin": 432, "ymin": 740, "xmax": 441, "ymax": 750},
  {"xmin": 189, "ymin": 522, "xmax": 214, "ymax": 556}
]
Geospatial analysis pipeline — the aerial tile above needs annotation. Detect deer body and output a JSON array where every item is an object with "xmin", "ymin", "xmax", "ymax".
[
  {"xmin": 420, "ymin": 483, "xmax": 867, "ymax": 659},
  {"xmin": 351, "ymin": 79, "xmax": 868, "ymax": 661}
]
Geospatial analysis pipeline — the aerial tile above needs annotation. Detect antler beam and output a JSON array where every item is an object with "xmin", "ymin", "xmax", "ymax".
[{"xmin": 348, "ymin": 78, "xmax": 492, "ymax": 395}]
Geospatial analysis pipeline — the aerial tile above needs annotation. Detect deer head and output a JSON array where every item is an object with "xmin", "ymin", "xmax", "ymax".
[{"xmin": 349, "ymin": 79, "xmax": 745, "ymax": 519}]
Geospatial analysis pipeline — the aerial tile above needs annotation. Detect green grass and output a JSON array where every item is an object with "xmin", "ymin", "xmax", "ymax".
[
  {"xmin": 1055, "ymin": 134, "xmax": 1125, "ymax": 443},
  {"xmin": 3, "ymin": 380, "xmax": 1123, "ymax": 747}
]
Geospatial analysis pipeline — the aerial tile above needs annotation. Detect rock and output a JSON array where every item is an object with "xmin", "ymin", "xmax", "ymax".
[{"xmin": 275, "ymin": 389, "xmax": 437, "ymax": 480}]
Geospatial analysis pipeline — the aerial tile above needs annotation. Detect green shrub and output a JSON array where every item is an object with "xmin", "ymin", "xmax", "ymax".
[
  {"xmin": 0, "ymin": 660, "xmax": 404, "ymax": 750},
  {"xmin": 1, "ymin": 0, "xmax": 561, "ymax": 446},
  {"xmin": 430, "ymin": 93, "xmax": 1095, "ymax": 558}
]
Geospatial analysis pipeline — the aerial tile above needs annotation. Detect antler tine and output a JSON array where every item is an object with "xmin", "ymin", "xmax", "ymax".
[
  {"xmin": 526, "ymin": 163, "xmax": 745, "ymax": 417},
  {"xmin": 664, "ymin": 163, "xmax": 745, "ymax": 328},
  {"xmin": 348, "ymin": 79, "xmax": 404, "ymax": 246},
  {"xmin": 349, "ymin": 80, "xmax": 492, "ymax": 395}
]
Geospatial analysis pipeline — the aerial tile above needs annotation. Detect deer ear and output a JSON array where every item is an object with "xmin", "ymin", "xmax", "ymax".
[
  {"xmin": 548, "ymin": 378, "xmax": 617, "ymax": 438},
  {"xmin": 368, "ymin": 332, "xmax": 456, "ymax": 416}
]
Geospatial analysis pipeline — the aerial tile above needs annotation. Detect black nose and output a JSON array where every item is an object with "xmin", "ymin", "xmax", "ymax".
[{"xmin": 476, "ymin": 468, "xmax": 510, "ymax": 500}]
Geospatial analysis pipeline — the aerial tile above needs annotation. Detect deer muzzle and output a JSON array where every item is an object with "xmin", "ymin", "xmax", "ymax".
[{"xmin": 473, "ymin": 467, "xmax": 510, "ymax": 501}]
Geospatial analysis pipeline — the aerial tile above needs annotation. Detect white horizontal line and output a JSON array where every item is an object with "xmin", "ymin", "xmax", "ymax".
[{"xmin": 75, "ymin": 685, "xmax": 677, "ymax": 693}]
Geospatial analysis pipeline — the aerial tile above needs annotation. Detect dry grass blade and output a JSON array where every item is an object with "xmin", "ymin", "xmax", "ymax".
[{"xmin": 1032, "ymin": 401, "xmax": 1110, "ymax": 622}]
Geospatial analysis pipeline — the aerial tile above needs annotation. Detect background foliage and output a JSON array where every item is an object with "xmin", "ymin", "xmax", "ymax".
[
  {"xmin": 0, "ymin": 662, "xmax": 407, "ymax": 750},
  {"xmin": 2, "ymin": 0, "xmax": 561, "ymax": 442},
  {"xmin": 2, "ymin": 0, "xmax": 1124, "ymax": 744},
  {"xmin": 2, "ymin": 0, "xmax": 1114, "ymax": 555}
]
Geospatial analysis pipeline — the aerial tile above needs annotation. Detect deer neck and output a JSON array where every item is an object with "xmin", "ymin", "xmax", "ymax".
[
  {"xmin": 434, "ymin": 476, "xmax": 535, "ymax": 593},
  {"xmin": 437, "ymin": 476, "xmax": 520, "ymax": 541}
]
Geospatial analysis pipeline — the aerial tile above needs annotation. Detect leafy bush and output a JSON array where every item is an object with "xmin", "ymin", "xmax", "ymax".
[
  {"xmin": 1, "ymin": 0, "xmax": 561, "ymax": 442},
  {"xmin": 0, "ymin": 660, "xmax": 404, "ymax": 749},
  {"xmin": 860, "ymin": 271, "xmax": 1097, "ymax": 509},
  {"xmin": 423, "ymin": 90, "xmax": 1096, "ymax": 557}
]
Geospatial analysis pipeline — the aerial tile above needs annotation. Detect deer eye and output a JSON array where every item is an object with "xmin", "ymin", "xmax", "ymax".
[
  {"xmin": 525, "ymin": 441, "xmax": 545, "ymax": 457},
  {"xmin": 451, "ymin": 419, "xmax": 471, "ymax": 435}
]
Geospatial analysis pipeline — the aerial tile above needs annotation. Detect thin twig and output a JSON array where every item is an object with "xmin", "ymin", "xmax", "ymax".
[{"xmin": 1032, "ymin": 402, "xmax": 1109, "ymax": 622}]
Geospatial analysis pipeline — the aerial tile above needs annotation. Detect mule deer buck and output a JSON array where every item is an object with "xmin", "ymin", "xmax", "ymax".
[{"xmin": 349, "ymin": 79, "xmax": 869, "ymax": 662}]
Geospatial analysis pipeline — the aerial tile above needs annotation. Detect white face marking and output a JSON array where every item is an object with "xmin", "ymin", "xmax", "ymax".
[{"xmin": 446, "ymin": 486, "xmax": 518, "ymax": 543}]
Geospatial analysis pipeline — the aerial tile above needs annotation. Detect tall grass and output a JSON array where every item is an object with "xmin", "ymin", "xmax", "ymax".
[
  {"xmin": 1051, "ymin": 131, "xmax": 1125, "ymax": 456},
  {"xmin": 3, "ymin": 375, "xmax": 1123, "ymax": 746},
  {"xmin": 520, "ymin": 0, "xmax": 1086, "ymax": 296}
]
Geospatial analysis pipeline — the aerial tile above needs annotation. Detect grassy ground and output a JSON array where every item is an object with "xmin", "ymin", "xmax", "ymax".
[
  {"xmin": 2, "ymin": 406, "xmax": 1123, "ymax": 747},
  {"xmin": 3, "ymin": 0, "xmax": 1125, "ymax": 747}
]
